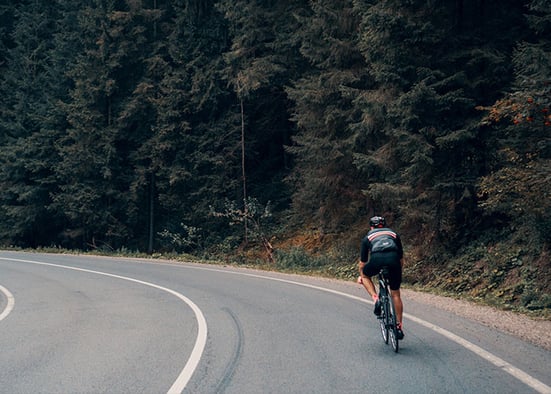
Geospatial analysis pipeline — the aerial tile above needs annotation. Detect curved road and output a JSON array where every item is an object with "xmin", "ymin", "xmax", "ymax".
[{"xmin": 0, "ymin": 251, "xmax": 549, "ymax": 393}]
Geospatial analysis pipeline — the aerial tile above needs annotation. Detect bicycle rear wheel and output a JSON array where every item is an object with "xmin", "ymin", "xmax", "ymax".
[{"xmin": 388, "ymin": 293, "xmax": 399, "ymax": 352}]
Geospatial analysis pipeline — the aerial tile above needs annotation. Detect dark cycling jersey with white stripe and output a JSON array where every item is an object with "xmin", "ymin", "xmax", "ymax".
[{"xmin": 360, "ymin": 227, "xmax": 403, "ymax": 262}]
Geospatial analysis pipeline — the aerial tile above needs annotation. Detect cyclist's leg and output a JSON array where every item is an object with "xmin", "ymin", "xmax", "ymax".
[
  {"xmin": 390, "ymin": 289, "xmax": 403, "ymax": 326},
  {"xmin": 361, "ymin": 260, "xmax": 383, "ymax": 316},
  {"xmin": 360, "ymin": 260, "xmax": 379, "ymax": 300},
  {"xmin": 387, "ymin": 256, "xmax": 404, "ymax": 334}
]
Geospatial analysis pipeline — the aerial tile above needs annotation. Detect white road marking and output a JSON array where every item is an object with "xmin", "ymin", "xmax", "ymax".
[
  {"xmin": 406, "ymin": 315, "xmax": 551, "ymax": 394},
  {"xmin": 2, "ymin": 256, "xmax": 550, "ymax": 394},
  {"xmin": 182, "ymin": 265, "xmax": 551, "ymax": 394},
  {"xmin": 0, "ymin": 284, "xmax": 15, "ymax": 322},
  {"xmin": 0, "ymin": 257, "xmax": 207, "ymax": 394}
]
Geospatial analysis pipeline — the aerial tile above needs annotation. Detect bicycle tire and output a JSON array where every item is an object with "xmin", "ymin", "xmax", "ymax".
[
  {"xmin": 388, "ymin": 292, "xmax": 399, "ymax": 352},
  {"xmin": 378, "ymin": 289, "xmax": 389, "ymax": 344}
]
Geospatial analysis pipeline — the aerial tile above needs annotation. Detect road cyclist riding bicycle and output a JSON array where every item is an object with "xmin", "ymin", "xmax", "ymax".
[{"xmin": 358, "ymin": 216, "xmax": 405, "ymax": 340}]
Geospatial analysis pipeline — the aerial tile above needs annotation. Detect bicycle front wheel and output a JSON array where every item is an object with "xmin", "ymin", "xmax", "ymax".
[
  {"xmin": 379, "ymin": 297, "xmax": 389, "ymax": 344},
  {"xmin": 388, "ymin": 294, "xmax": 399, "ymax": 352}
]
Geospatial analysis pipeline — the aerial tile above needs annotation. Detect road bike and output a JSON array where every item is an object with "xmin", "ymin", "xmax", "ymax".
[{"xmin": 377, "ymin": 267, "xmax": 400, "ymax": 352}]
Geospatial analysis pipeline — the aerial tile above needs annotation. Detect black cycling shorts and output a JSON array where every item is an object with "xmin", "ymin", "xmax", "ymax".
[{"xmin": 362, "ymin": 251, "xmax": 402, "ymax": 290}]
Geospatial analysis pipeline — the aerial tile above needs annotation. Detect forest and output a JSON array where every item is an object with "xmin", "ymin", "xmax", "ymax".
[{"xmin": 0, "ymin": 0, "xmax": 549, "ymax": 311}]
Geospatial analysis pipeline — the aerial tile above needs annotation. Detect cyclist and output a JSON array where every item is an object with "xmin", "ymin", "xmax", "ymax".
[{"xmin": 358, "ymin": 216, "xmax": 405, "ymax": 339}]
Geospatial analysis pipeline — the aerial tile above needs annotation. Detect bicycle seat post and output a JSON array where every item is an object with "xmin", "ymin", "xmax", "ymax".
[{"xmin": 380, "ymin": 267, "xmax": 390, "ymax": 284}]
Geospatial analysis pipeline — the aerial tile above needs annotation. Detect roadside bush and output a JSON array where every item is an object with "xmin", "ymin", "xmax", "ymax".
[{"xmin": 274, "ymin": 247, "xmax": 329, "ymax": 270}]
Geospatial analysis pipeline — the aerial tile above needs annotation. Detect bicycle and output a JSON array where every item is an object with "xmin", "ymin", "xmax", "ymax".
[{"xmin": 376, "ymin": 267, "xmax": 400, "ymax": 352}]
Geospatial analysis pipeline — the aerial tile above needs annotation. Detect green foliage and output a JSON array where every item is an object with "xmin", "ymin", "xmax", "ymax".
[
  {"xmin": 348, "ymin": 0, "xmax": 528, "ymax": 253},
  {"xmin": 478, "ymin": 0, "xmax": 551, "ymax": 247},
  {"xmin": 286, "ymin": 0, "xmax": 368, "ymax": 231},
  {"xmin": 274, "ymin": 247, "xmax": 329, "ymax": 270},
  {"xmin": 0, "ymin": 1, "xmax": 548, "ymax": 312},
  {"xmin": 0, "ymin": 1, "xmax": 67, "ymax": 246},
  {"xmin": 210, "ymin": 196, "xmax": 276, "ymax": 262},
  {"xmin": 50, "ymin": 0, "xmax": 145, "ymax": 249},
  {"xmin": 158, "ymin": 223, "xmax": 201, "ymax": 253}
]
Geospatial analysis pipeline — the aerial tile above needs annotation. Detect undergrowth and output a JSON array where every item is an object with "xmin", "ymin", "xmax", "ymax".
[{"xmin": 3, "ymin": 234, "xmax": 549, "ymax": 319}]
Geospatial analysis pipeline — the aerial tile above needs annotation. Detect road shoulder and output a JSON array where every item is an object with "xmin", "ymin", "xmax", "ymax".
[{"xmin": 402, "ymin": 288, "xmax": 551, "ymax": 351}]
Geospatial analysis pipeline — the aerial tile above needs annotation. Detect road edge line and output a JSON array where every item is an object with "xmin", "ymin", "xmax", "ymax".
[
  {"xmin": 0, "ymin": 284, "xmax": 15, "ymax": 322},
  {"xmin": 0, "ymin": 257, "xmax": 206, "ymax": 394},
  {"xmin": 186, "ymin": 265, "xmax": 551, "ymax": 394}
]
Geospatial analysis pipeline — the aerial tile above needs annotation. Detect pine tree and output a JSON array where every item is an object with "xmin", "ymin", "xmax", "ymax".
[
  {"xmin": 142, "ymin": 0, "xmax": 236, "ymax": 250},
  {"xmin": 52, "ymin": 0, "xmax": 152, "ymax": 249},
  {"xmin": 114, "ymin": 0, "xmax": 172, "ymax": 252},
  {"xmin": 286, "ymin": 0, "xmax": 368, "ymax": 233},
  {"xmin": 351, "ymin": 0, "xmax": 527, "ymax": 250},
  {"xmin": 212, "ymin": 0, "xmax": 307, "ymax": 242},
  {"xmin": 0, "ymin": 1, "xmax": 67, "ymax": 246},
  {"xmin": 478, "ymin": 0, "xmax": 551, "ymax": 244}
]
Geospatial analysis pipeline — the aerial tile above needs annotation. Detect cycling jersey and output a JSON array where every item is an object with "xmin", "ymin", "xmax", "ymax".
[
  {"xmin": 361, "ymin": 228, "xmax": 403, "ymax": 262},
  {"xmin": 360, "ymin": 227, "xmax": 404, "ymax": 290}
]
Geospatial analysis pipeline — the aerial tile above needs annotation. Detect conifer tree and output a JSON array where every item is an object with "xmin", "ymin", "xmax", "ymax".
[
  {"xmin": 478, "ymin": 0, "xmax": 551, "ymax": 244},
  {"xmin": 53, "ymin": 0, "xmax": 151, "ymax": 249},
  {"xmin": 352, "ymin": 0, "xmax": 527, "ymax": 249},
  {"xmin": 0, "ymin": 1, "xmax": 66, "ymax": 246},
  {"xmin": 214, "ymin": 0, "xmax": 306, "ymax": 242},
  {"xmin": 115, "ymin": 0, "xmax": 171, "ymax": 252},
  {"xmin": 143, "ymin": 0, "xmax": 235, "ymax": 249},
  {"xmin": 286, "ymin": 0, "xmax": 367, "ymax": 232},
  {"xmin": 0, "ymin": 0, "xmax": 542, "ymax": 262}
]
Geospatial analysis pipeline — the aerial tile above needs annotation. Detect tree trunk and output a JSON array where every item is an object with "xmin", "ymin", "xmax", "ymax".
[
  {"xmin": 148, "ymin": 172, "xmax": 155, "ymax": 253},
  {"xmin": 241, "ymin": 98, "xmax": 248, "ymax": 244}
]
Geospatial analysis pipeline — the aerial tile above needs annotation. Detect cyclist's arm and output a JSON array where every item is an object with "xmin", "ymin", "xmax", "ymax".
[{"xmin": 359, "ymin": 235, "xmax": 370, "ymax": 263}]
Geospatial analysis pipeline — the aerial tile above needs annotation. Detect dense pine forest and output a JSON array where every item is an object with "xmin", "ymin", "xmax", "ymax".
[{"xmin": 1, "ymin": 1, "xmax": 549, "ymax": 311}]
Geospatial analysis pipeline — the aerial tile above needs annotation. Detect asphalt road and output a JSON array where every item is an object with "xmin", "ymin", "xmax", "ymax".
[{"xmin": 0, "ymin": 251, "xmax": 549, "ymax": 394}]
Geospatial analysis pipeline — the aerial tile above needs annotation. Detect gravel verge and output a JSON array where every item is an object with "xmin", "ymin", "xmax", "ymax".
[{"xmin": 402, "ymin": 288, "xmax": 551, "ymax": 351}]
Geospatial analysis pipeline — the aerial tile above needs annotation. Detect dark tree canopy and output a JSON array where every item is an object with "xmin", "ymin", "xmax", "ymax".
[{"xmin": 0, "ymin": 1, "xmax": 548, "ymax": 290}]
